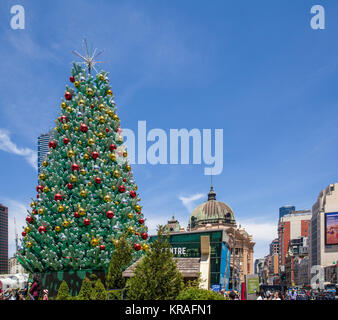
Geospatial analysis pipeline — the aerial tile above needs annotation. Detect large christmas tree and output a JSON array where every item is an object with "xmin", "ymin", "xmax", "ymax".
[{"xmin": 17, "ymin": 53, "xmax": 149, "ymax": 273}]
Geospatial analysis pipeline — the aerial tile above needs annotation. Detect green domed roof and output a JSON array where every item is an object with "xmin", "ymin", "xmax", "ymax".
[{"xmin": 189, "ymin": 187, "xmax": 236, "ymax": 227}]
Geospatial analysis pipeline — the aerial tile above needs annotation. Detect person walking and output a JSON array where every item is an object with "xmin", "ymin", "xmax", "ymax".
[
  {"xmin": 30, "ymin": 275, "xmax": 41, "ymax": 300},
  {"xmin": 42, "ymin": 289, "xmax": 49, "ymax": 300}
]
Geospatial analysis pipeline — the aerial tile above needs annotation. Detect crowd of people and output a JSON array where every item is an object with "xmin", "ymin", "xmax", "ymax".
[{"xmin": 0, "ymin": 275, "xmax": 49, "ymax": 300}]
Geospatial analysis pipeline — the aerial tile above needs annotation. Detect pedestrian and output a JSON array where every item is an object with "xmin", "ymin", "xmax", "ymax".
[
  {"xmin": 289, "ymin": 288, "xmax": 297, "ymax": 300},
  {"xmin": 43, "ymin": 289, "xmax": 49, "ymax": 300},
  {"xmin": 256, "ymin": 291, "xmax": 263, "ymax": 300},
  {"xmin": 30, "ymin": 275, "xmax": 41, "ymax": 300},
  {"xmin": 272, "ymin": 291, "xmax": 281, "ymax": 300}
]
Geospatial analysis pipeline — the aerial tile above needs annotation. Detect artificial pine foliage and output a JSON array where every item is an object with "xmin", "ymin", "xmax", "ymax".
[
  {"xmin": 76, "ymin": 277, "xmax": 92, "ymax": 300},
  {"xmin": 106, "ymin": 236, "xmax": 132, "ymax": 289},
  {"xmin": 90, "ymin": 279, "xmax": 107, "ymax": 300},
  {"xmin": 56, "ymin": 280, "xmax": 70, "ymax": 300},
  {"xmin": 17, "ymin": 62, "xmax": 149, "ymax": 273},
  {"xmin": 126, "ymin": 226, "xmax": 184, "ymax": 300}
]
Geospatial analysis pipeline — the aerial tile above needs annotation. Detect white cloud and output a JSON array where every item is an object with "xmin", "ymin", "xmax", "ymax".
[
  {"xmin": 179, "ymin": 193, "xmax": 205, "ymax": 212},
  {"xmin": 0, "ymin": 128, "xmax": 37, "ymax": 170},
  {"xmin": 145, "ymin": 216, "xmax": 168, "ymax": 235}
]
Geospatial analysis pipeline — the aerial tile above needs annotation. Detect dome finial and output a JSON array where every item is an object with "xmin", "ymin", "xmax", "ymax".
[{"xmin": 208, "ymin": 171, "xmax": 216, "ymax": 201}]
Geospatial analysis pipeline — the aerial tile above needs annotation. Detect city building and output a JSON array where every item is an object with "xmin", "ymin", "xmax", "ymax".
[
  {"xmin": 38, "ymin": 131, "xmax": 53, "ymax": 176},
  {"xmin": 279, "ymin": 206, "xmax": 296, "ymax": 220},
  {"xmin": 187, "ymin": 185, "xmax": 255, "ymax": 289},
  {"xmin": 124, "ymin": 228, "xmax": 232, "ymax": 290},
  {"xmin": 269, "ymin": 238, "xmax": 279, "ymax": 256},
  {"xmin": 310, "ymin": 183, "xmax": 338, "ymax": 283},
  {"xmin": 254, "ymin": 258, "xmax": 265, "ymax": 275},
  {"xmin": 278, "ymin": 207, "xmax": 311, "ymax": 279},
  {"xmin": 8, "ymin": 256, "xmax": 26, "ymax": 274},
  {"xmin": 0, "ymin": 203, "xmax": 8, "ymax": 274}
]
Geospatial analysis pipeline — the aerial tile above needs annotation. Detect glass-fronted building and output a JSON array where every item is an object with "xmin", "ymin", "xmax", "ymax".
[
  {"xmin": 150, "ymin": 229, "xmax": 232, "ymax": 290},
  {"xmin": 0, "ymin": 204, "xmax": 8, "ymax": 274}
]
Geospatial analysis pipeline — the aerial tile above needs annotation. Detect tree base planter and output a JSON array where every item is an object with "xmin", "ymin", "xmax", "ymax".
[{"xmin": 37, "ymin": 270, "xmax": 106, "ymax": 298}]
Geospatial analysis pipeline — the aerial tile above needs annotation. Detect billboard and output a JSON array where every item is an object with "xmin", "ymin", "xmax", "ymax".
[{"xmin": 325, "ymin": 212, "xmax": 338, "ymax": 245}]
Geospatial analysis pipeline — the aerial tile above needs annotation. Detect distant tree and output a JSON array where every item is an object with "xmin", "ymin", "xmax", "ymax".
[
  {"xmin": 90, "ymin": 279, "xmax": 107, "ymax": 300},
  {"xmin": 127, "ymin": 226, "xmax": 184, "ymax": 300},
  {"xmin": 106, "ymin": 236, "xmax": 133, "ymax": 289},
  {"xmin": 176, "ymin": 287, "xmax": 225, "ymax": 300},
  {"xmin": 76, "ymin": 277, "xmax": 92, "ymax": 300},
  {"xmin": 56, "ymin": 280, "xmax": 70, "ymax": 300}
]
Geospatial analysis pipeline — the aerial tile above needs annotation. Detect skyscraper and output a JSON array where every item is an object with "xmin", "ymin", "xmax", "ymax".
[
  {"xmin": 38, "ymin": 132, "xmax": 53, "ymax": 175},
  {"xmin": 279, "ymin": 206, "xmax": 295, "ymax": 220},
  {"xmin": 0, "ymin": 203, "xmax": 8, "ymax": 274}
]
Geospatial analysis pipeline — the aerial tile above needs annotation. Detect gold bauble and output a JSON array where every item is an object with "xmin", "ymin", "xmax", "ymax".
[
  {"xmin": 87, "ymin": 138, "xmax": 95, "ymax": 146},
  {"xmin": 113, "ymin": 114, "xmax": 119, "ymax": 121},
  {"xmin": 80, "ymin": 169, "xmax": 86, "ymax": 176},
  {"xmin": 113, "ymin": 239, "xmax": 119, "ymax": 246},
  {"xmin": 55, "ymin": 226, "xmax": 61, "ymax": 233},
  {"xmin": 42, "ymin": 160, "xmax": 48, "ymax": 167},
  {"xmin": 86, "ymin": 88, "xmax": 94, "ymax": 96},
  {"xmin": 98, "ymin": 74, "xmax": 105, "ymax": 81},
  {"xmin": 67, "ymin": 150, "xmax": 75, "ymax": 158},
  {"xmin": 30, "ymin": 202, "xmax": 36, "ymax": 208},
  {"xmin": 114, "ymin": 201, "xmax": 119, "ymax": 206},
  {"xmin": 39, "ymin": 173, "xmax": 46, "ymax": 181},
  {"xmin": 62, "ymin": 221, "xmax": 69, "ymax": 228},
  {"xmin": 126, "ymin": 165, "xmax": 131, "ymax": 171},
  {"xmin": 137, "ymin": 198, "xmax": 141, "ymax": 201},
  {"xmin": 134, "ymin": 205, "xmax": 141, "ymax": 212},
  {"xmin": 78, "ymin": 207, "xmax": 86, "ymax": 216},
  {"xmin": 70, "ymin": 175, "xmax": 77, "ymax": 183},
  {"xmin": 98, "ymin": 132, "xmax": 104, "ymax": 139},
  {"xmin": 62, "ymin": 124, "xmax": 69, "ymax": 130},
  {"xmin": 104, "ymin": 195, "xmax": 111, "ymax": 203},
  {"xmin": 57, "ymin": 205, "xmax": 64, "ymax": 213},
  {"xmin": 113, "ymin": 170, "xmax": 120, "ymax": 178},
  {"xmin": 127, "ymin": 213, "xmax": 133, "ymax": 219},
  {"xmin": 61, "ymin": 102, "xmax": 67, "ymax": 109},
  {"xmin": 118, "ymin": 136, "xmax": 123, "ymax": 143},
  {"xmin": 142, "ymin": 244, "xmax": 150, "ymax": 251},
  {"xmin": 66, "ymin": 107, "xmax": 73, "ymax": 113},
  {"xmin": 26, "ymin": 241, "xmax": 33, "ymax": 248},
  {"xmin": 83, "ymin": 153, "xmax": 90, "ymax": 160},
  {"xmin": 105, "ymin": 171, "xmax": 110, "ymax": 176},
  {"xmin": 106, "ymin": 89, "xmax": 113, "ymax": 96},
  {"xmin": 109, "ymin": 153, "xmax": 116, "ymax": 162},
  {"xmin": 87, "ymin": 181, "xmax": 92, "ymax": 186},
  {"xmin": 112, "ymin": 186, "xmax": 116, "ymax": 191},
  {"xmin": 108, "ymin": 110, "xmax": 114, "ymax": 117},
  {"xmin": 43, "ymin": 186, "xmax": 49, "ymax": 193},
  {"xmin": 74, "ymin": 81, "xmax": 80, "ymax": 88},
  {"xmin": 123, "ymin": 151, "xmax": 128, "ymax": 158},
  {"xmin": 38, "ymin": 208, "xmax": 45, "ymax": 215},
  {"xmin": 91, "ymin": 238, "xmax": 99, "ymax": 247},
  {"xmin": 78, "ymin": 141, "xmax": 82, "ymax": 145},
  {"xmin": 89, "ymin": 118, "xmax": 93, "ymax": 122},
  {"xmin": 134, "ymin": 185, "xmax": 138, "ymax": 191},
  {"xmin": 78, "ymin": 99, "xmax": 85, "ymax": 106},
  {"xmin": 128, "ymin": 226, "xmax": 134, "ymax": 233},
  {"xmin": 80, "ymin": 190, "xmax": 87, "ymax": 197},
  {"xmin": 99, "ymin": 103, "xmax": 105, "ymax": 110},
  {"xmin": 24, "ymin": 227, "xmax": 31, "ymax": 233},
  {"xmin": 75, "ymin": 127, "xmax": 79, "ymax": 131},
  {"xmin": 98, "ymin": 116, "xmax": 105, "ymax": 124}
]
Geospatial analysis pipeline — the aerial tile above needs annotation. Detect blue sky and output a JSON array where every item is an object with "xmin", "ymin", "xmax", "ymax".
[{"xmin": 1, "ymin": 0, "xmax": 338, "ymax": 260}]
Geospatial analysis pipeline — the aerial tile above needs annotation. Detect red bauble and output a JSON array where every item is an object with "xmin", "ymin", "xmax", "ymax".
[
  {"xmin": 84, "ymin": 218, "xmax": 90, "ymax": 226},
  {"xmin": 138, "ymin": 218, "xmax": 144, "ymax": 224},
  {"xmin": 26, "ymin": 216, "xmax": 34, "ymax": 224},
  {"xmin": 67, "ymin": 183, "xmax": 73, "ymax": 190},
  {"xmin": 91, "ymin": 151, "xmax": 99, "ymax": 160},
  {"xmin": 141, "ymin": 232, "xmax": 148, "ymax": 240},
  {"xmin": 64, "ymin": 91, "xmax": 72, "ymax": 100},
  {"xmin": 90, "ymin": 104, "xmax": 95, "ymax": 109},
  {"xmin": 36, "ymin": 194, "xmax": 39, "ymax": 199},
  {"xmin": 36, "ymin": 185, "xmax": 44, "ymax": 192},
  {"xmin": 109, "ymin": 144, "xmax": 117, "ymax": 151},
  {"xmin": 129, "ymin": 190, "xmax": 136, "ymax": 198},
  {"xmin": 48, "ymin": 141, "xmax": 56, "ymax": 149},
  {"xmin": 95, "ymin": 177, "xmax": 101, "ymax": 184},
  {"xmin": 74, "ymin": 212, "xmax": 80, "ymax": 218},
  {"xmin": 134, "ymin": 243, "xmax": 141, "ymax": 251},
  {"xmin": 105, "ymin": 128, "xmax": 109, "ymax": 133},
  {"xmin": 123, "ymin": 178, "xmax": 127, "ymax": 183},
  {"xmin": 60, "ymin": 115, "xmax": 68, "ymax": 123},
  {"xmin": 71, "ymin": 163, "xmax": 79, "ymax": 171},
  {"xmin": 32, "ymin": 209, "xmax": 38, "ymax": 215},
  {"xmin": 21, "ymin": 232, "xmax": 26, "ymax": 237},
  {"xmin": 106, "ymin": 210, "xmax": 114, "ymax": 219},
  {"xmin": 63, "ymin": 138, "xmax": 70, "ymax": 145},
  {"xmin": 118, "ymin": 185, "xmax": 125, "ymax": 193},
  {"xmin": 54, "ymin": 193, "xmax": 62, "ymax": 201},
  {"xmin": 99, "ymin": 245, "xmax": 106, "ymax": 251},
  {"xmin": 38, "ymin": 226, "xmax": 46, "ymax": 234},
  {"xmin": 80, "ymin": 123, "xmax": 88, "ymax": 133},
  {"xmin": 69, "ymin": 76, "xmax": 75, "ymax": 83}
]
